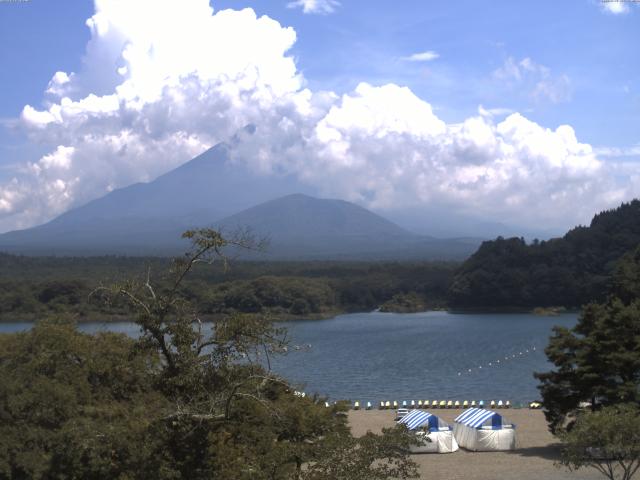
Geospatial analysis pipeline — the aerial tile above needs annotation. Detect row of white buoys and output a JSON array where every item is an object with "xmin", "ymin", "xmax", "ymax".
[
  {"xmin": 375, "ymin": 399, "xmax": 512, "ymax": 410},
  {"xmin": 456, "ymin": 347, "xmax": 537, "ymax": 377}
]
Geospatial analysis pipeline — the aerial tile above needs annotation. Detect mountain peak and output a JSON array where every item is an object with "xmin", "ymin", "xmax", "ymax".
[
  {"xmin": 217, "ymin": 193, "xmax": 412, "ymax": 241},
  {"xmin": 0, "ymin": 147, "xmax": 480, "ymax": 259}
]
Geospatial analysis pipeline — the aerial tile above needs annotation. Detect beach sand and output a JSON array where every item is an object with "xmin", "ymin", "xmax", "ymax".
[{"xmin": 348, "ymin": 409, "xmax": 603, "ymax": 480}]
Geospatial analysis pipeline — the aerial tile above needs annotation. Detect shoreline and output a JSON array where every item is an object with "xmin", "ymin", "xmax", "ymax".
[{"xmin": 0, "ymin": 306, "xmax": 580, "ymax": 324}]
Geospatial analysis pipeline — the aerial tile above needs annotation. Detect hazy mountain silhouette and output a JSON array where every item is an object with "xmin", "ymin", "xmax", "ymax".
[
  {"xmin": 214, "ymin": 193, "xmax": 481, "ymax": 259},
  {"xmin": 0, "ymin": 142, "xmax": 481, "ymax": 259},
  {"xmin": 219, "ymin": 193, "xmax": 409, "ymax": 238},
  {"xmin": 0, "ymin": 142, "xmax": 313, "ymax": 255}
]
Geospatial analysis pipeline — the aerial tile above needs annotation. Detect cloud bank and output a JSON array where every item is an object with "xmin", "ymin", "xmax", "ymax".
[{"xmin": 0, "ymin": 0, "xmax": 636, "ymax": 233}]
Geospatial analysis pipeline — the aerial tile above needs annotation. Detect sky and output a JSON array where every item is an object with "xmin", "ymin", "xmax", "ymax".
[{"xmin": 0, "ymin": 0, "xmax": 638, "ymax": 235}]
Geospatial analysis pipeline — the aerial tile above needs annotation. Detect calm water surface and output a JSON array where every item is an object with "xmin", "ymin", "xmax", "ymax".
[{"xmin": 0, "ymin": 311, "xmax": 577, "ymax": 404}]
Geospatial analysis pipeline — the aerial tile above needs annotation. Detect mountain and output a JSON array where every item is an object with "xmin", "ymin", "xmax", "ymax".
[
  {"xmin": 219, "ymin": 193, "xmax": 410, "ymax": 239},
  {"xmin": 215, "ymin": 193, "xmax": 480, "ymax": 260},
  {"xmin": 0, "ymin": 143, "xmax": 481, "ymax": 259},
  {"xmin": 0, "ymin": 142, "xmax": 315, "ymax": 255},
  {"xmin": 448, "ymin": 200, "xmax": 640, "ymax": 309}
]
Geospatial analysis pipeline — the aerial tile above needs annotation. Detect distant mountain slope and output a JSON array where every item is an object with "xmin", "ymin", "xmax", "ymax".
[
  {"xmin": 448, "ymin": 200, "xmax": 640, "ymax": 309},
  {"xmin": 0, "ymin": 140, "xmax": 481, "ymax": 259},
  {"xmin": 0, "ymin": 142, "xmax": 314, "ymax": 255},
  {"xmin": 218, "ymin": 193, "xmax": 410, "ymax": 238},
  {"xmin": 215, "ymin": 193, "xmax": 481, "ymax": 260}
]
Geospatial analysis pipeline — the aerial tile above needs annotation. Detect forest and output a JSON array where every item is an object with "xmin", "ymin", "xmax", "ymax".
[
  {"xmin": 2, "ymin": 200, "xmax": 640, "ymax": 321},
  {"xmin": 448, "ymin": 200, "xmax": 640, "ymax": 310},
  {"xmin": 0, "ymin": 255, "xmax": 455, "ymax": 321}
]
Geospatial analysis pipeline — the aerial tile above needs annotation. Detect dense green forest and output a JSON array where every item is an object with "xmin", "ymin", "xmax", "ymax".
[
  {"xmin": 449, "ymin": 200, "xmax": 640, "ymax": 310},
  {"xmin": 0, "ymin": 255, "xmax": 455, "ymax": 321}
]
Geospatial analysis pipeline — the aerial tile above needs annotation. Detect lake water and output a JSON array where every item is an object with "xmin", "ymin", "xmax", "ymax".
[{"xmin": 0, "ymin": 311, "xmax": 577, "ymax": 405}]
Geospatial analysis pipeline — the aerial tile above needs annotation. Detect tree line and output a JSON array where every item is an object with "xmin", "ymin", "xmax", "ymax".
[
  {"xmin": 0, "ymin": 256, "xmax": 455, "ymax": 321},
  {"xmin": 449, "ymin": 200, "xmax": 640, "ymax": 310}
]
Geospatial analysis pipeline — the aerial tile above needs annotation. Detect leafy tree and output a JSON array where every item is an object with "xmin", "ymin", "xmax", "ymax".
[
  {"xmin": 612, "ymin": 246, "xmax": 640, "ymax": 304},
  {"xmin": 558, "ymin": 404, "xmax": 640, "ymax": 480},
  {"xmin": 0, "ymin": 317, "xmax": 166, "ymax": 479},
  {"xmin": 379, "ymin": 292, "xmax": 427, "ymax": 313},
  {"xmin": 301, "ymin": 427, "xmax": 417, "ymax": 480},
  {"xmin": 535, "ymin": 246, "xmax": 640, "ymax": 434},
  {"xmin": 535, "ymin": 298, "xmax": 640, "ymax": 433}
]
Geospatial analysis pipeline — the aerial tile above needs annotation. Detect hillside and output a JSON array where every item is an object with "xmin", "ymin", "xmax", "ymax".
[
  {"xmin": 215, "ymin": 194, "xmax": 480, "ymax": 260},
  {"xmin": 219, "ymin": 193, "xmax": 411, "ymax": 239},
  {"xmin": 0, "ymin": 142, "xmax": 481, "ymax": 260},
  {"xmin": 0, "ymin": 141, "xmax": 314, "ymax": 256},
  {"xmin": 448, "ymin": 200, "xmax": 640, "ymax": 309}
]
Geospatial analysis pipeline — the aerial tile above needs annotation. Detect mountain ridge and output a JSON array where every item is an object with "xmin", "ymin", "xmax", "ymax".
[{"xmin": 0, "ymin": 143, "xmax": 481, "ymax": 259}]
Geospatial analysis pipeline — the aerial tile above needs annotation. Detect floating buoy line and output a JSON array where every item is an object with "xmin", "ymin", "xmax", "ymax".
[
  {"xmin": 289, "ymin": 344, "xmax": 545, "ymax": 411},
  {"xmin": 455, "ymin": 346, "xmax": 539, "ymax": 377}
]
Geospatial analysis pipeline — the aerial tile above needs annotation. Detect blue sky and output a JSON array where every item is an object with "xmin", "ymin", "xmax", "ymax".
[
  {"xmin": 0, "ymin": 0, "xmax": 638, "ymax": 234},
  {"xmin": 212, "ymin": 0, "xmax": 640, "ymax": 144}
]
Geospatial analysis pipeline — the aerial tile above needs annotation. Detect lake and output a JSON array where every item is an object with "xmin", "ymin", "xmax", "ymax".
[{"xmin": 0, "ymin": 311, "xmax": 577, "ymax": 405}]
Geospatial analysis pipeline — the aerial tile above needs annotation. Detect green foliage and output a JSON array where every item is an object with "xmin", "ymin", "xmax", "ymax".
[
  {"xmin": 0, "ymin": 317, "xmax": 166, "ymax": 479},
  {"xmin": 535, "ymin": 245, "xmax": 640, "ymax": 434},
  {"xmin": 612, "ymin": 246, "xmax": 640, "ymax": 305},
  {"xmin": 206, "ymin": 276, "xmax": 336, "ymax": 317},
  {"xmin": 301, "ymin": 427, "xmax": 418, "ymax": 480},
  {"xmin": 558, "ymin": 404, "xmax": 640, "ymax": 480},
  {"xmin": 379, "ymin": 292, "xmax": 427, "ymax": 313},
  {"xmin": 0, "ymin": 228, "xmax": 418, "ymax": 479},
  {"xmin": 0, "ymin": 253, "xmax": 456, "ymax": 321},
  {"xmin": 449, "ymin": 200, "xmax": 640, "ymax": 309}
]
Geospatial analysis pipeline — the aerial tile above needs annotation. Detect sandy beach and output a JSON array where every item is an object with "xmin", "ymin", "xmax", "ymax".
[{"xmin": 348, "ymin": 409, "xmax": 603, "ymax": 480}]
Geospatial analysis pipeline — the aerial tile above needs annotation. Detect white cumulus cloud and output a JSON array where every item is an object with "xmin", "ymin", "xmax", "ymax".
[
  {"xmin": 229, "ymin": 85, "xmax": 625, "ymax": 226},
  {"xmin": 0, "ymin": 0, "xmax": 637, "ymax": 234},
  {"xmin": 3, "ymin": 1, "xmax": 304, "ymax": 230}
]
